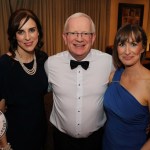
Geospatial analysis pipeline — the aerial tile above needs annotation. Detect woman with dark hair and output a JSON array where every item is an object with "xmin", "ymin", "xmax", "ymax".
[
  {"xmin": 103, "ymin": 24, "xmax": 150, "ymax": 150},
  {"xmin": 0, "ymin": 9, "xmax": 48, "ymax": 150}
]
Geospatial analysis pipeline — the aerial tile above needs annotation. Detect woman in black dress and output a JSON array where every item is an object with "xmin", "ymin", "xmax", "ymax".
[{"xmin": 0, "ymin": 9, "xmax": 48, "ymax": 150}]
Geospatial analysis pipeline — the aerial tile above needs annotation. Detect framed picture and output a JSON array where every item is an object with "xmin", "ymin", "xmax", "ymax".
[{"xmin": 117, "ymin": 3, "xmax": 144, "ymax": 29}]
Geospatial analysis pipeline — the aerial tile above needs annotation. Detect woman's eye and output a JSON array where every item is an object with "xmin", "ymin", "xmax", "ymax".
[
  {"xmin": 118, "ymin": 43, "xmax": 124, "ymax": 47},
  {"xmin": 131, "ymin": 42, "xmax": 137, "ymax": 46},
  {"xmin": 29, "ymin": 28, "xmax": 36, "ymax": 33},
  {"xmin": 17, "ymin": 30, "xmax": 24, "ymax": 35}
]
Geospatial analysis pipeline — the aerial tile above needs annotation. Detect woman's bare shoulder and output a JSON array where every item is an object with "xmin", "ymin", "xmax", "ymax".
[{"xmin": 109, "ymin": 71, "xmax": 115, "ymax": 82}]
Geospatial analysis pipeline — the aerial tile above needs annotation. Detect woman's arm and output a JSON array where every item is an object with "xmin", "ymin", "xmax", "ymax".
[
  {"xmin": 0, "ymin": 133, "xmax": 7, "ymax": 148},
  {"xmin": 0, "ymin": 99, "xmax": 6, "ymax": 113},
  {"xmin": 142, "ymin": 84, "xmax": 150, "ymax": 150},
  {"xmin": 141, "ymin": 139, "xmax": 150, "ymax": 150}
]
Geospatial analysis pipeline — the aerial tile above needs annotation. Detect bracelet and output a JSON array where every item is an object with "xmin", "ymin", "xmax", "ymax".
[{"xmin": 0, "ymin": 143, "xmax": 12, "ymax": 150}]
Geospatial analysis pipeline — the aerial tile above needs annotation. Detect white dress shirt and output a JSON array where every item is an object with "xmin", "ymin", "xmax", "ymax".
[{"xmin": 44, "ymin": 49, "xmax": 114, "ymax": 138}]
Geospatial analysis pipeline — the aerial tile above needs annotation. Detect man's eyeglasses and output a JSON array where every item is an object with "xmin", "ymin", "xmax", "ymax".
[{"xmin": 65, "ymin": 32, "xmax": 93, "ymax": 38}]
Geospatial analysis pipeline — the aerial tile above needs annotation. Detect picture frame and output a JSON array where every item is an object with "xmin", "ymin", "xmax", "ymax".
[{"xmin": 117, "ymin": 3, "xmax": 144, "ymax": 29}]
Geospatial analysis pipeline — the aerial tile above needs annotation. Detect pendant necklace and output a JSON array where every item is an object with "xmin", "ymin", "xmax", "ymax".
[{"xmin": 15, "ymin": 51, "xmax": 37, "ymax": 75}]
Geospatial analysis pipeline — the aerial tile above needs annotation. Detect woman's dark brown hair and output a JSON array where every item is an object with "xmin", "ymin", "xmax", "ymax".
[
  {"xmin": 113, "ymin": 24, "xmax": 147, "ymax": 68},
  {"xmin": 7, "ymin": 9, "xmax": 43, "ymax": 57}
]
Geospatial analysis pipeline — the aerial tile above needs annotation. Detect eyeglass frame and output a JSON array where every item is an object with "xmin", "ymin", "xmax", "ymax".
[{"xmin": 65, "ymin": 32, "xmax": 94, "ymax": 38}]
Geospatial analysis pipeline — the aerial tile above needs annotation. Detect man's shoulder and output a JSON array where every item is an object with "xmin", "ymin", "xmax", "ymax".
[
  {"xmin": 46, "ymin": 51, "xmax": 68, "ymax": 65},
  {"xmin": 49, "ymin": 51, "xmax": 68, "ymax": 58},
  {"xmin": 91, "ymin": 49, "xmax": 112, "ymax": 59}
]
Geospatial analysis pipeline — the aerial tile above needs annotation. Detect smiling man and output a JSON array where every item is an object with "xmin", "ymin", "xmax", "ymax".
[{"xmin": 44, "ymin": 12, "xmax": 115, "ymax": 150}]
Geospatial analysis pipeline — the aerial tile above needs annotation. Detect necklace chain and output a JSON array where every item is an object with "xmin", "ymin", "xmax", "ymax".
[{"xmin": 15, "ymin": 51, "xmax": 37, "ymax": 75}]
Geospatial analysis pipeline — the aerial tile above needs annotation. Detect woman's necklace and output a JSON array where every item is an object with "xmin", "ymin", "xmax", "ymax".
[{"xmin": 15, "ymin": 51, "xmax": 37, "ymax": 75}]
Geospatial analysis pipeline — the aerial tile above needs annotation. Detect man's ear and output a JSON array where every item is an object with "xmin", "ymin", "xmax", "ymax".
[
  {"xmin": 91, "ymin": 33, "xmax": 96, "ymax": 45},
  {"xmin": 62, "ymin": 33, "xmax": 67, "ymax": 45}
]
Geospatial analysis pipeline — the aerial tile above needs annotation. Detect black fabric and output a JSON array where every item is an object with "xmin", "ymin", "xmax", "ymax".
[
  {"xmin": 70, "ymin": 60, "xmax": 89, "ymax": 70},
  {"xmin": 53, "ymin": 126, "xmax": 103, "ymax": 150},
  {"xmin": 0, "ymin": 52, "xmax": 48, "ymax": 150}
]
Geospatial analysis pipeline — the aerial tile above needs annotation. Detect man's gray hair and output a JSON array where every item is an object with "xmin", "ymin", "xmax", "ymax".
[{"xmin": 63, "ymin": 12, "xmax": 95, "ymax": 33}]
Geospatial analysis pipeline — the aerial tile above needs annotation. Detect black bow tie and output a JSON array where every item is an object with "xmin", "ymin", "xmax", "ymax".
[{"xmin": 70, "ymin": 60, "xmax": 89, "ymax": 70}]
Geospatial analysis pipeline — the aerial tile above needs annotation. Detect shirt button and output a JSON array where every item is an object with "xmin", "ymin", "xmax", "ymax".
[
  {"xmin": 78, "ymin": 110, "xmax": 80, "ymax": 112},
  {"xmin": 78, "ymin": 84, "xmax": 80, "ymax": 86}
]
